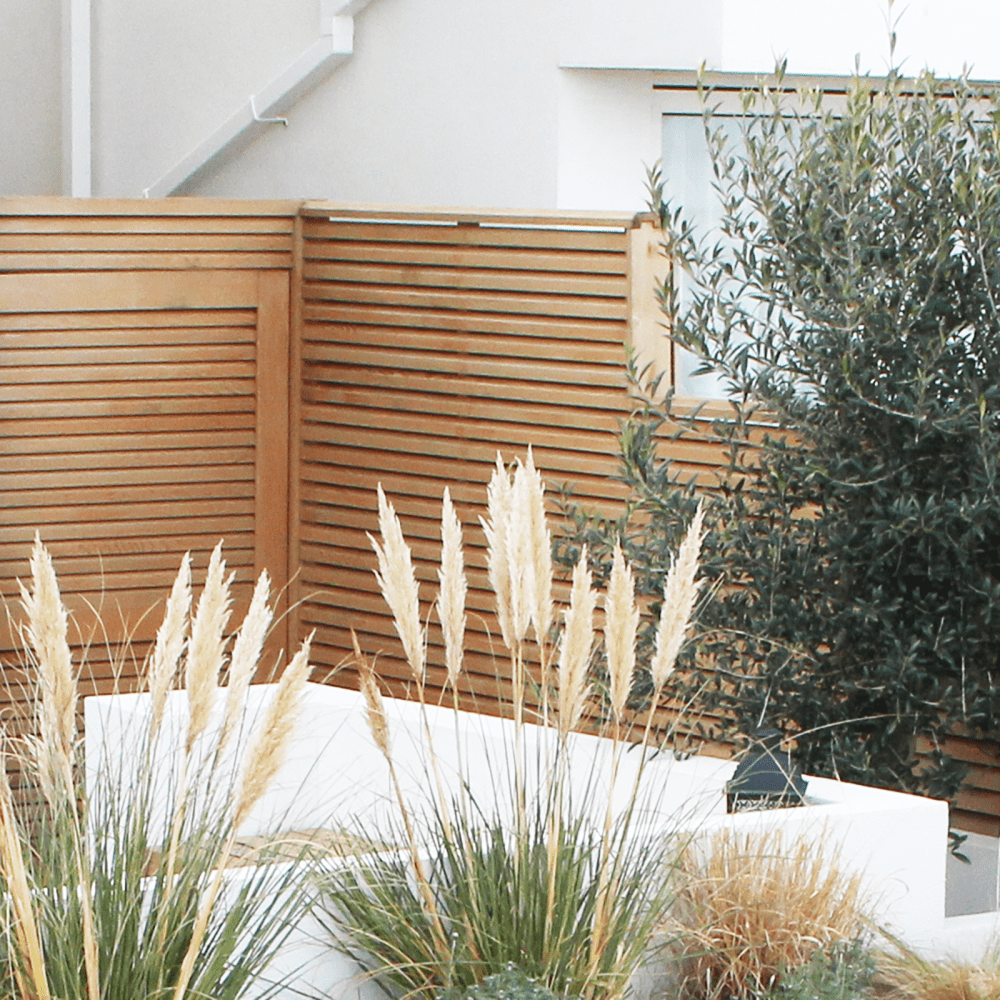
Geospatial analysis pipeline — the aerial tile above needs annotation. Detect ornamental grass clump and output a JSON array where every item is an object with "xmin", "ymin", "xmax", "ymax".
[
  {"xmin": 667, "ymin": 828, "xmax": 871, "ymax": 1000},
  {"xmin": 321, "ymin": 451, "xmax": 706, "ymax": 1000},
  {"xmin": 874, "ymin": 939, "xmax": 1000, "ymax": 1000},
  {"xmin": 0, "ymin": 536, "xmax": 317, "ymax": 1000}
]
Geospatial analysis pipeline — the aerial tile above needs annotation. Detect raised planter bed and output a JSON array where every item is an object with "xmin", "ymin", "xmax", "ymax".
[{"xmin": 86, "ymin": 682, "xmax": 967, "ymax": 998}]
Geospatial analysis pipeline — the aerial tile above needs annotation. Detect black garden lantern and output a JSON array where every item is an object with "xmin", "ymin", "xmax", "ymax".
[{"xmin": 725, "ymin": 727, "xmax": 808, "ymax": 813}]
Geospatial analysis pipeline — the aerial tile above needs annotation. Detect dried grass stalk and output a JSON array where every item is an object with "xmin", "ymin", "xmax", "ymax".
[
  {"xmin": 650, "ymin": 501, "xmax": 705, "ymax": 696},
  {"xmin": 481, "ymin": 453, "xmax": 516, "ymax": 649},
  {"xmin": 219, "ymin": 569, "xmax": 272, "ymax": 754},
  {"xmin": 369, "ymin": 484, "xmax": 425, "ymax": 684},
  {"xmin": 522, "ymin": 447, "xmax": 553, "ymax": 647},
  {"xmin": 875, "ymin": 941, "xmax": 1000, "ymax": 1000},
  {"xmin": 557, "ymin": 548, "xmax": 597, "ymax": 737},
  {"xmin": 233, "ymin": 632, "xmax": 313, "ymax": 829},
  {"xmin": 0, "ymin": 756, "xmax": 49, "ymax": 1000},
  {"xmin": 148, "ymin": 552, "xmax": 192, "ymax": 739},
  {"xmin": 185, "ymin": 541, "xmax": 234, "ymax": 753},
  {"xmin": 605, "ymin": 542, "xmax": 639, "ymax": 725},
  {"xmin": 436, "ymin": 488, "xmax": 467, "ymax": 690},
  {"xmin": 354, "ymin": 631, "xmax": 391, "ymax": 760},
  {"xmin": 19, "ymin": 534, "xmax": 76, "ymax": 781},
  {"xmin": 668, "ymin": 827, "xmax": 869, "ymax": 1000}
]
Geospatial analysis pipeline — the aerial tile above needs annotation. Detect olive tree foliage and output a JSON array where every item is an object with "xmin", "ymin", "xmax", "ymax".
[{"xmin": 559, "ymin": 68, "xmax": 1000, "ymax": 798}]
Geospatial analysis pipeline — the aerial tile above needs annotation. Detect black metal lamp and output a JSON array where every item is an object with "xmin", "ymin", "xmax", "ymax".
[{"xmin": 725, "ymin": 727, "xmax": 808, "ymax": 813}]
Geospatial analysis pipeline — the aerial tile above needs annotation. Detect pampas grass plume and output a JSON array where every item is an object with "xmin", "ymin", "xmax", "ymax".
[
  {"xmin": 354, "ymin": 630, "xmax": 391, "ymax": 760},
  {"xmin": 185, "ymin": 541, "xmax": 234, "ymax": 753},
  {"xmin": 19, "ymin": 533, "xmax": 76, "ymax": 766},
  {"xmin": 650, "ymin": 501, "xmax": 705, "ymax": 696},
  {"xmin": 436, "ymin": 488, "xmax": 467, "ymax": 690},
  {"xmin": 234, "ymin": 631, "xmax": 313, "ymax": 828},
  {"xmin": 219, "ymin": 568, "xmax": 272, "ymax": 754},
  {"xmin": 605, "ymin": 541, "xmax": 639, "ymax": 724},
  {"xmin": 148, "ymin": 552, "xmax": 192, "ymax": 737},
  {"xmin": 557, "ymin": 547, "xmax": 597, "ymax": 737},
  {"xmin": 481, "ymin": 453, "xmax": 516, "ymax": 649},
  {"xmin": 369, "ymin": 484, "xmax": 425, "ymax": 684},
  {"xmin": 522, "ymin": 447, "xmax": 553, "ymax": 646}
]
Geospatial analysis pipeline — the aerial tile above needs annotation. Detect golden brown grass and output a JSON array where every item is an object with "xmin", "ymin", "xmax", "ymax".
[
  {"xmin": 666, "ymin": 827, "xmax": 870, "ymax": 1000},
  {"xmin": 874, "ymin": 941, "xmax": 1000, "ymax": 1000}
]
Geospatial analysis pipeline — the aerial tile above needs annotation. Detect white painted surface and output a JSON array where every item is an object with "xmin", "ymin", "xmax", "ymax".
[
  {"xmin": 7, "ymin": 0, "xmax": 1000, "ymax": 203},
  {"xmin": 0, "ymin": 0, "xmax": 62, "ymax": 195},
  {"xmin": 61, "ymin": 0, "xmax": 91, "ymax": 196}
]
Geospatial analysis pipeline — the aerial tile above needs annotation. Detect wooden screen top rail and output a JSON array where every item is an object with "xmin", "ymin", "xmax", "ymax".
[
  {"xmin": 0, "ymin": 197, "xmax": 303, "ymax": 217},
  {"xmin": 300, "ymin": 202, "xmax": 642, "ymax": 229}
]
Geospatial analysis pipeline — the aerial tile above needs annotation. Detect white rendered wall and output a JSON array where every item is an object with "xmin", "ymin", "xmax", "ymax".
[
  {"xmin": 91, "ymin": 0, "xmax": 317, "ymax": 197},
  {"xmin": 555, "ymin": 1, "xmax": 1000, "ymax": 213},
  {"xmin": 0, "ymin": 0, "xmax": 62, "ymax": 195},
  {"xmin": 182, "ymin": 0, "xmax": 562, "ymax": 207},
  {"xmin": 86, "ymin": 682, "xmax": 959, "ymax": 989},
  {"xmin": 6, "ymin": 0, "xmax": 1000, "ymax": 202}
]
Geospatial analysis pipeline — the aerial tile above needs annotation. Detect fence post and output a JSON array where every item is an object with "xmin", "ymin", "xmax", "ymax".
[
  {"xmin": 627, "ymin": 217, "xmax": 672, "ymax": 396},
  {"xmin": 255, "ymin": 269, "xmax": 292, "ymax": 668}
]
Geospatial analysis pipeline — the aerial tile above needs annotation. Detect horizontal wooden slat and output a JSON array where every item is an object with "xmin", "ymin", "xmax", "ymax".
[
  {"xmin": 303, "ymin": 366, "xmax": 629, "ymax": 409},
  {"xmin": 306, "ymin": 326, "xmax": 621, "ymax": 364},
  {"xmin": 1, "ymin": 344, "xmax": 254, "ymax": 366},
  {"xmin": 1, "ymin": 397, "xmax": 254, "ymax": 423},
  {"xmin": 9, "ymin": 361, "xmax": 255, "ymax": 383},
  {"xmin": 0, "ymin": 309, "xmax": 256, "ymax": 331},
  {"xmin": 0, "ymin": 252, "xmax": 291, "ymax": 271},
  {"xmin": 0, "ymin": 198, "xmax": 301, "ymax": 217},
  {"xmin": 303, "ymin": 279, "xmax": 627, "ymax": 320},
  {"xmin": 303, "ymin": 239, "xmax": 628, "ymax": 274},
  {"xmin": 0, "ymin": 270, "xmax": 258, "ymax": 313},
  {"xmin": 0, "ymin": 447, "xmax": 253, "ymax": 473},
  {"xmin": 2, "ymin": 379, "xmax": 254, "ymax": 402},
  {"xmin": 304, "ymin": 260, "xmax": 626, "ymax": 297},
  {"xmin": 302, "ymin": 384, "xmax": 624, "ymax": 431},
  {"xmin": 0, "ymin": 515, "xmax": 255, "ymax": 545},
  {"xmin": 303, "ymin": 345, "xmax": 623, "ymax": 386},
  {"xmin": 303, "ymin": 302, "xmax": 627, "ymax": 341},
  {"xmin": 300, "ymin": 202, "xmax": 633, "ymax": 230},
  {"xmin": 0, "ymin": 234, "xmax": 292, "ymax": 252}
]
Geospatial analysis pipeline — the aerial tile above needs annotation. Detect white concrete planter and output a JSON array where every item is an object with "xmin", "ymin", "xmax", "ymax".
[{"xmin": 85, "ymin": 682, "xmax": 973, "ymax": 998}]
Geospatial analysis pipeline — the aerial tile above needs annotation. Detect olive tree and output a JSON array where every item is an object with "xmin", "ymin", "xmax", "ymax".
[{"xmin": 562, "ymin": 68, "xmax": 1000, "ymax": 798}]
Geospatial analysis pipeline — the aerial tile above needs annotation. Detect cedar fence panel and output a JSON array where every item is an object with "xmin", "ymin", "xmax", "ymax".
[
  {"xmin": 2, "ymin": 197, "xmax": 998, "ymax": 834},
  {"xmin": 291, "ymin": 206, "xmax": 692, "ymax": 712},
  {"xmin": 0, "ymin": 200, "xmax": 297, "ymax": 742}
]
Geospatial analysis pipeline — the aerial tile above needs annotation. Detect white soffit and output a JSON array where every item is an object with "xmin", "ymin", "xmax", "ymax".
[{"xmin": 141, "ymin": 0, "xmax": 377, "ymax": 198}]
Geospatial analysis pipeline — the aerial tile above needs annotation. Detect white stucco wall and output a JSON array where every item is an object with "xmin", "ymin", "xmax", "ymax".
[
  {"xmin": 4, "ymin": 0, "xmax": 1000, "ymax": 204},
  {"xmin": 0, "ymin": 0, "xmax": 62, "ymax": 196},
  {"xmin": 182, "ymin": 0, "xmax": 562, "ymax": 207},
  {"xmin": 92, "ymin": 0, "xmax": 318, "ymax": 197}
]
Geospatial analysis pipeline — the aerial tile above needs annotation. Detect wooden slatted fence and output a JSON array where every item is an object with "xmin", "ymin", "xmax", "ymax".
[
  {"xmin": 2, "ymin": 197, "xmax": 999, "ymax": 834},
  {"xmin": 290, "ymin": 206, "xmax": 657, "ymax": 709},
  {"xmin": 0, "ymin": 199, "xmax": 297, "ymax": 742}
]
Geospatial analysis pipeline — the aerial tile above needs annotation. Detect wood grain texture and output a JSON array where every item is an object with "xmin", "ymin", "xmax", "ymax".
[
  {"xmin": 294, "ymin": 211, "xmax": 635, "ymax": 721},
  {"xmin": 0, "ymin": 201, "xmax": 297, "ymax": 772}
]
